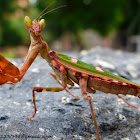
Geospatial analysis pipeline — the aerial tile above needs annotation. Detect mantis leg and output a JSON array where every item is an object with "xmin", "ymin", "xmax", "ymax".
[
  {"xmin": 117, "ymin": 95, "xmax": 138, "ymax": 110},
  {"xmin": 27, "ymin": 86, "xmax": 65, "ymax": 120},
  {"xmin": 79, "ymin": 77, "xmax": 101, "ymax": 140},
  {"xmin": 50, "ymin": 72, "xmax": 79, "ymax": 98},
  {"xmin": 19, "ymin": 44, "xmax": 42, "ymax": 80},
  {"xmin": 0, "ymin": 54, "xmax": 20, "ymax": 76},
  {"xmin": 27, "ymin": 70, "xmax": 78, "ymax": 120},
  {"xmin": 0, "ymin": 54, "xmax": 20, "ymax": 84}
]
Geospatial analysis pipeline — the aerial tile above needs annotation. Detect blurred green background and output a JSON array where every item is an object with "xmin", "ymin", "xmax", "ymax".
[{"xmin": 0, "ymin": 0, "xmax": 140, "ymax": 57}]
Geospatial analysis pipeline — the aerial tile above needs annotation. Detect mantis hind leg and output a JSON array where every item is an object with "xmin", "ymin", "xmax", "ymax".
[
  {"xmin": 79, "ymin": 77, "xmax": 100, "ymax": 140},
  {"xmin": 117, "ymin": 95, "xmax": 138, "ymax": 110}
]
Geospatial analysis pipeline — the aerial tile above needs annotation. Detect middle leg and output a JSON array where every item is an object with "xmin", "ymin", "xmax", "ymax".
[
  {"xmin": 27, "ymin": 67, "xmax": 78, "ymax": 120},
  {"xmin": 79, "ymin": 76, "xmax": 100, "ymax": 140},
  {"xmin": 51, "ymin": 72, "xmax": 79, "ymax": 98},
  {"xmin": 27, "ymin": 86, "xmax": 65, "ymax": 120}
]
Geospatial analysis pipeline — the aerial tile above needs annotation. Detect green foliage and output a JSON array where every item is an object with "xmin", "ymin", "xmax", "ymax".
[
  {"xmin": 120, "ymin": 0, "xmax": 140, "ymax": 35},
  {"xmin": 0, "ymin": 0, "xmax": 15, "ymax": 22},
  {"xmin": 1, "ymin": 18, "xmax": 30, "ymax": 46},
  {"xmin": 0, "ymin": 0, "xmax": 16, "ymax": 46},
  {"xmin": 0, "ymin": 0, "xmax": 140, "ymax": 47},
  {"xmin": 1, "ymin": 20, "xmax": 22, "ymax": 46},
  {"xmin": 0, "ymin": 0, "xmax": 29, "ymax": 46},
  {"xmin": 36, "ymin": 0, "xmax": 124, "ymax": 37}
]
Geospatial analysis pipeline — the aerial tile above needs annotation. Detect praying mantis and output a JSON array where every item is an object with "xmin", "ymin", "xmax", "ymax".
[{"xmin": 0, "ymin": 3, "xmax": 140, "ymax": 140}]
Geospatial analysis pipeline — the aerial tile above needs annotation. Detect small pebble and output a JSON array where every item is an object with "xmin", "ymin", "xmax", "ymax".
[
  {"xmin": 61, "ymin": 97, "xmax": 70, "ymax": 103},
  {"xmin": 39, "ymin": 128, "xmax": 44, "ymax": 132}
]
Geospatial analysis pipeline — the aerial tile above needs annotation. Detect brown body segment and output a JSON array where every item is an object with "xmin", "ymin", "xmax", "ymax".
[
  {"xmin": 87, "ymin": 76, "xmax": 138, "ymax": 96},
  {"xmin": 50, "ymin": 53, "xmax": 139, "ymax": 97}
]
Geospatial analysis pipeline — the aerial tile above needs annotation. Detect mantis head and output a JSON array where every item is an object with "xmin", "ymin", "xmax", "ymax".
[
  {"xmin": 24, "ymin": 3, "xmax": 66, "ymax": 36},
  {"xmin": 24, "ymin": 16, "xmax": 46, "ymax": 36}
]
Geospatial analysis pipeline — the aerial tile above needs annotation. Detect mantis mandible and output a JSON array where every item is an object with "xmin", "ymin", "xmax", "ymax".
[{"xmin": 0, "ymin": 3, "xmax": 140, "ymax": 140}]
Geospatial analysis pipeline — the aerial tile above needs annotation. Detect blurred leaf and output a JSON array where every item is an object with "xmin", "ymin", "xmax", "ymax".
[{"xmin": 0, "ymin": 0, "xmax": 140, "ymax": 49}]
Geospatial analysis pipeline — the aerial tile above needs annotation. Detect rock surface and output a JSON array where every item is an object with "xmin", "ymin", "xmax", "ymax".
[{"xmin": 0, "ymin": 47, "xmax": 140, "ymax": 140}]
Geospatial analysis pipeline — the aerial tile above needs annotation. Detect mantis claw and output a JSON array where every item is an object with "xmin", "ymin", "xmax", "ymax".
[{"xmin": 26, "ymin": 117, "xmax": 32, "ymax": 120}]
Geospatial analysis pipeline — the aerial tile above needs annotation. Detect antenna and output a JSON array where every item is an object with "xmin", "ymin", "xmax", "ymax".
[
  {"xmin": 39, "ymin": 5, "xmax": 67, "ymax": 20},
  {"xmin": 36, "ymin": 1, "xmax": 55, "ymax": 21}
]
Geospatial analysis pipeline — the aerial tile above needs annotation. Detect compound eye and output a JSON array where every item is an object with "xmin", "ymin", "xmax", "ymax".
[
  {"xmin": 24, "ymin": 16, "xmax": 32, "ymax": 27},
  {"xmin": 39, "ymin": 19, "xmax": 46, "ymax": 29}
]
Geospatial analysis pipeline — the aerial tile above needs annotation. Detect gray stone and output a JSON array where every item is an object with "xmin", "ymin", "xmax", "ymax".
[{"xmin": 0, "ymin": 48, "xmax": 140, "ymax": 140}]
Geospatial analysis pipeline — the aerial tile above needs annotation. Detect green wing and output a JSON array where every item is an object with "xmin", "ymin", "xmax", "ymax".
[{"xmin": 57, "ymin": 53, "xmax": 139, "ymax": 86}]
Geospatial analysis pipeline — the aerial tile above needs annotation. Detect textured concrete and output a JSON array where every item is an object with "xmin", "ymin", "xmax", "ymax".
[{"xmin": 0, "ymin": 48, "xmax": 140, "ymax": 140}]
